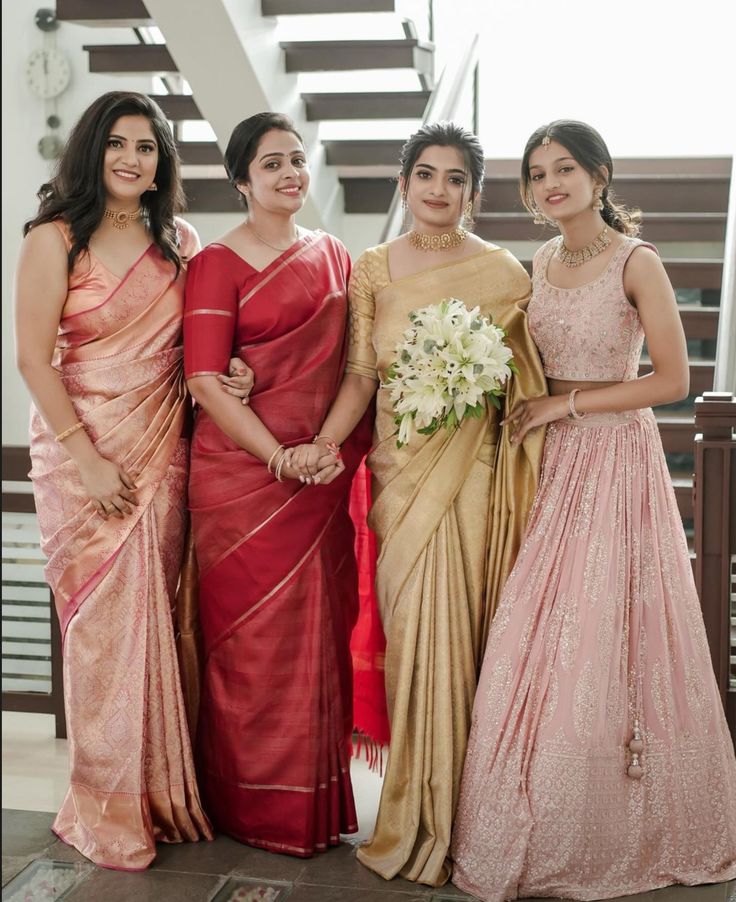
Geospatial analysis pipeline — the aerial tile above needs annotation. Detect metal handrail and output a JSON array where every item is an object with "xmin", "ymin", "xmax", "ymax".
[
  {"xmin": 379, "ymin": 31, "xmax": 480, "ymax": 244},
  {"xmin": 714, "ymin": 153, "xmax": 736, "ymax": 392}
]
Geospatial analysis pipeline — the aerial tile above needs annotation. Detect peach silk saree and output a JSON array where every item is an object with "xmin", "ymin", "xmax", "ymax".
[{"xmin": 28, "ymin": 219, "xmax": 212, "ymax": 870}]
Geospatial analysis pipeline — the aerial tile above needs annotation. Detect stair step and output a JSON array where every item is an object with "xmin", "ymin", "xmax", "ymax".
[
  {"xmin": 303, "ymin": 90, "xmax": 430, "ymax": 121},
  {"xmin": 475, "ymin": 212, "xmax": 727, "ymax": 244},
  {"xmin": 678, "ymin": 305, "xmax": 720, "ymax": 340},
  {"xmin": 264, "ymin": 0, "xmax": 394, "ymax": 11},
  {"xmin": 656, "ymin": 416, "xmax": 697, "ymax": 454},
  {"xmin": 184, "ymin": 180, "xmax": 241, "ymax": 213},
  {"xmin": 280, "ymin": 39, "xmax": 433, "ymax": 77},
  {"xmin": 176, "ymin": 142, "xmax": 222, "ymax": 166},
  {"xmin": 56, "ymin": 0, "xmax": 152, "ymax": 26},
  {"xmin": 519, "ymin": 259, "xmax": 723, "ymax": 292},
  {"xmin": 149, "ymin": 94, "xmax": 202, "ymax": 120},
  {"xmin": 83, "ymin": 44, "xmax": 177, "ymax": 75},
  {"xmin": 638, "ymin": 360, "xmax": 714, "ymax": 395},
  {"xmin": 327, "ymin": 140, "xmax": 404, "ymax": 166}
]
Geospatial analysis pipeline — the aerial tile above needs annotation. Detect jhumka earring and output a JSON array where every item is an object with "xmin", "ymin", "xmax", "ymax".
[
  {"xmin": 532, "ymin": 206, "xmax": 547, "ymax": 226},
  {"xmin": 400, "ymin": 192, "xmax": 409, "ymax": 229},
  {"xmin": 148, "ymin": 182, "xmax": 158, "ymax": 192},
  {"xmin": 462, "ymin": 200, "xmax": 474, "ymax": 228},
  {"xmin": 592, "ymin": 188, "xmax": 604, "ymax": 211}
]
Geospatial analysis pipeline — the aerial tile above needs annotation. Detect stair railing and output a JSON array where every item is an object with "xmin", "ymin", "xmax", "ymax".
[
  {"xmin": 694, "ymin": 152, "xmax": 736, "ymax": 746},
  {"xmin": 380, "ymin": 31, "xmax": 480, "ymax": 243}
]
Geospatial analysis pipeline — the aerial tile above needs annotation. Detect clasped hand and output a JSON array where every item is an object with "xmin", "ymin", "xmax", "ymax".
[
  {"xmin": 501, "ymin": 394, "xmax": 569, "ymax": 444},
  {"xmin": 282, "ymin": 440, "xmax": 344, "ymax": 486}
]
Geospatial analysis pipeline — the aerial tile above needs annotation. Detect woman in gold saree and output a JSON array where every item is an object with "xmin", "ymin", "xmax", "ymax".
[
  {"xmin": 13, "ymin": 92, "xmax": 225, "ymax": 870},
  {"xmin": 289, "ymin": 122, "xmax": 547, "ymax": 886}
]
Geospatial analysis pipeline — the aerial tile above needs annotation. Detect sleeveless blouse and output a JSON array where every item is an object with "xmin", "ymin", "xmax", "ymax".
[{"xmin": 527, "ymin": 236, "xmax": 656, "ymax": 382}]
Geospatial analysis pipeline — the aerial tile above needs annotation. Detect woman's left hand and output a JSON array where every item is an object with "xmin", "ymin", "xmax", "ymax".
[
  {"xmin": 501, "ymin": 394, "xmax": 568, "ymax": 445},
  {"xmin": 219, "ymin": 358, "xmax": 254, "ymax": 404}
]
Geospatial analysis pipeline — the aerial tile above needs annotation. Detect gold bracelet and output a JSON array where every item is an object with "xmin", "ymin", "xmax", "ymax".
[
  {"xmin": 267, "ymin": 445, "xmax": 285, "ymax": 474},
  {"xmin": 55, "ymin": 421, "xmax": 84, "ymax": 443},
  {"xmin": 568, "ymin": 389, "xmax": 587, "ymax": 420}
]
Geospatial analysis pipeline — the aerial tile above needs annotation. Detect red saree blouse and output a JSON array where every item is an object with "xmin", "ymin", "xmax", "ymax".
[{"xmin": 184, "ymin": 231, "xmax": 371, "ymax": 857}]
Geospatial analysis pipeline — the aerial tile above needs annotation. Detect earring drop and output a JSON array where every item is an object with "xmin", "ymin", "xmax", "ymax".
[
  {"xmin": 532, "ymin": 206, "xmax": 546, "ymax": 226},
  {"xmin": 592, "ymin": 188, "xmax": 603, "ymax": 211},
  {"xmin": 462, "ymin": 200, "xmax": 474, "ymax": 228},
  {"xmin": 148, "ymin": 182, "xmax": 158, "ymax": 192}
]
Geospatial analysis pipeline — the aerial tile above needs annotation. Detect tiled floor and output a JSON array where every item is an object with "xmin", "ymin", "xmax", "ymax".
[{"xmin": 2, "ymin": 713, "xmax": 734, "ymax": 902}]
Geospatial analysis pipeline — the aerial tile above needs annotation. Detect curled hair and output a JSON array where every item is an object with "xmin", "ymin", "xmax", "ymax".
[
  {"xmin": 520, "ymin": 119, "xmax": 641, "ymax": 237},
  {"xmin": 24, "ymin": 91, "xmax": 186, "ymax": 276},
  {"xmin": 224, "ymin": 112, "xmax": 303, "ymax": 209},
  {"xmin": 399, "ymin": 121, "xmax": 485, "ymax": 217}
]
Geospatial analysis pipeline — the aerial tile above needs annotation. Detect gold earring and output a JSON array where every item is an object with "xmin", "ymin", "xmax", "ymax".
[
  {"xmin": 532, "ymin": 206, "xmax": 546, "ymax": 226},
  {"xmin": 148, "ymin": 182, "xmax": 158, "ymax": 192},
  {"xmin": 462, "ymin": 201, "xmax": 474, "ymax": 228},
  {"xmin": 592, "ymin": 188, "xmax": 603, "ymax": 211}
]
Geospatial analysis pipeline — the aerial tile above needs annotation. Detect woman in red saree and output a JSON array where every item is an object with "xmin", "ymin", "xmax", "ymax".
[
  {"xmin": 184, "ymin": 113, "xmax": 371, "ymax": 857},
  {"xmin": 15, "ymin": 93, "xmax": 216, "ymax": 869}
]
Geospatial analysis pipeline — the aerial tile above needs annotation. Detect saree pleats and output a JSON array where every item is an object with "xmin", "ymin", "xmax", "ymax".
[
  {"xmin": 30, "ymin": 222, "xmax": 212, "ymax": 870},
  {"xmin": 184, "ymin": 234, "xmax": 371, "ymax": 856},
  {"xmin": 347, "ymin": 246, "xmax": 546, "ymax": 886}
]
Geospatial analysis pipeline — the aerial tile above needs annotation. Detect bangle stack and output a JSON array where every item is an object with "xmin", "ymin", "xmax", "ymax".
[
  {"xmin": 568, "ymin": 389, "xmax": 587, "ymax": 420},
  {"xmin": 55, "ymin": 421, "xmax": 84, "ymax": 443},
  {"xmin": 274, "ymin": 451, "xmax": 288, "ymax": 482}
]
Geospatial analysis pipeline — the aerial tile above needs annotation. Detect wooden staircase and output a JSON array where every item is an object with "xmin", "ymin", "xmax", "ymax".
[{"xmin": 55, "ymin": 0, "xmax": 729, "ymax": 532}]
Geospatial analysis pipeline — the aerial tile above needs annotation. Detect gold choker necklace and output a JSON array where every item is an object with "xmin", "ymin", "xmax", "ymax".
[
  {"xmin": 104, "ymin": 207, "xmax": 143, "ymax": 230},
  {"xmin": 407, "ymin": 227, "xmax": 467, "ymax": 251},
  {"xmin": 556, "ymin": 226, "xmax": 611, "ymax": 268}
]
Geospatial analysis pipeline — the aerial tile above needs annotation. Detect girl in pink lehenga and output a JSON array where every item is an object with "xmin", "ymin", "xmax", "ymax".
[
  {"xmin": 451, "ymin": 120, "xmax": 736, "ymax": 901},
  {"xmin": 14, "ymin": 92, "xmax": 250, "ymax": 870}
]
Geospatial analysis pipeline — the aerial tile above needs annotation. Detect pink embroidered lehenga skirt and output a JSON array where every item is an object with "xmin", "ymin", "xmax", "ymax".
[{"xmin": 451, "ymin": 409, "xmax": 736, "ymax": 901}]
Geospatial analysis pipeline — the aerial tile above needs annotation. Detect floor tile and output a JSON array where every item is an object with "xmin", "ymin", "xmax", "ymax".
[
  {"xmin": 1, "ymin": 808, "xmax": 56, "ymax": 857},
  {"xmin": 1, "ymin": 854, "xmax": 35, "ymax": 888},
  {"xmin": 211, "ymin": 875, "xmax": 293, "ymax": 901},
  {"xmin": 649, "ymin": 881, "xmax": 731, "ymax": 901},
  {"xmin": 62, "ymin": 867, "xmax": 222, "ymax": 902},
  {"xmin": 226, "ymin": 843, "xmax": 309, "ymax": 883},
  {"xmin": 151, "ymin": 832, "xmax": 261, "ymax": 876},
  {"xmin": 295, "ymin": 841, "xmax": 433, "ymax": 895},
  {"xmin": 287, "ymin": 886, "xmax": 427, "ymax": 901},
  {"xmin": 2, "ymin": 858, "xmax": 93, "ymax": 901},
  {"xmin": 1, "ymin": 712, "xmax": 70, "ymax": 813}
]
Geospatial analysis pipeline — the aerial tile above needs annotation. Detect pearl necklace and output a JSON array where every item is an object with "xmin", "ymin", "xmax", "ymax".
[
  {"xmin": 103, "ymin": 207, "xmax": 143, "ymax": 230},
  {"xmin": 555, "ymin": 226, "xmax": 611, "ymax": 268},
  {"xmin": 407, "ymin": 227, "xmax": 467, "ymax": 252},
  {"xmin": 247, "ymin": 222, "xmax": 299, "ymax": 252}
]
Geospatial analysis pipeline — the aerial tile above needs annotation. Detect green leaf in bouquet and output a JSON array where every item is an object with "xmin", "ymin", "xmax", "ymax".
[
  {"xmin": 509, "ymin": 360, "xmax": 519, "ymax": 374},
  {"xmin": 423, "ymin": 339, "xmax": 438, "ymax": 354},
  {"xmin": 488, "ymin": 393, "xmax": 502, "ymax": 410},
  {"xmin": 445, "ymin": 407, "xmax": 459, "ymax": 431}
]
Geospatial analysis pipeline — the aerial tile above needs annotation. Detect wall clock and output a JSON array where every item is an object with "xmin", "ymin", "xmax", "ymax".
[{"xmin": 25, "ymin": 46, "xmax": 72, "ymax": 100}]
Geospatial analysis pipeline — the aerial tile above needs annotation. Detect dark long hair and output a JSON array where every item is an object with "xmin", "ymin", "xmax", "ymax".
[
  {"xmin": 24, "ymin": 91, "xmax": 186, "ymax": 275},
  {"xmin": 520, "ymin": 119, "xmax": 641, "ymax": 237},
  {"xmin": 399, "ymin": 121, "xmax": 485, "ymax": 215},
  {"xmin": 224, "ymin": 112, "xmax": 303, "ymax": 209}
]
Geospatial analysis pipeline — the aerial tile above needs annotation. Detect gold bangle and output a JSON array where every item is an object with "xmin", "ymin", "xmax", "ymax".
[
  {"xmin": 267, "ymin": 445, "xmax": 285, "ymax": 474},
  {"xmin": 274, "ymin": 450, "xmax": 288, "ymax": 482},
  {"xmin": 55, "ymin": 421, "xmax": 84, "ymax": 443},
  {"xmin": 568, "ymin": 389, "xmax": 587, "ymax": 420},
  {"xmin": 313, "ymin": 433, "xmax": 340, "ymax": 448}
]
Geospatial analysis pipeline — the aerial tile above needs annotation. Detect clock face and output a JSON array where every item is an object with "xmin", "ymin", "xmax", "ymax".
[{"xmin": 25, "ymin": 47, "xmax": 71, "ymax": 100}]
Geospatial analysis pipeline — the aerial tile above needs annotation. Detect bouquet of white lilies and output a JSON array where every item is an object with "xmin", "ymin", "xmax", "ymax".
[{"xmin": 383, "ymin": 297, "xmax": 516, "ymax": 448}]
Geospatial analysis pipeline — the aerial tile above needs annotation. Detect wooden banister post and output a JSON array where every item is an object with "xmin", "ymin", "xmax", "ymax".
[{"xmin": 693, "ymin": 391, "xmax": 736, "ymax": 746}]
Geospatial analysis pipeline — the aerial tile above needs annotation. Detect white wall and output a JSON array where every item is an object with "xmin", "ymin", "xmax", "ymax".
[
  {"xmin": 477, "ymin": 0, "xmax": 736, "ymax": 158},
  {"xmin": 2, "ymin": 2, "xmax": 150, "ymax": 446}
]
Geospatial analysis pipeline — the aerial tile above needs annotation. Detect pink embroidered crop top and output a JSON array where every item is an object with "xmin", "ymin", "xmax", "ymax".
[{"xmin": 527, "ymin": 236, "xmax": 656, "ymax": 382}]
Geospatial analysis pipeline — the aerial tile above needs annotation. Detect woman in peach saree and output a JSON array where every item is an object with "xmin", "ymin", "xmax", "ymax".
[{"xmin": 15, "ymin": 92, "xmax": 215, "ymax": 870}]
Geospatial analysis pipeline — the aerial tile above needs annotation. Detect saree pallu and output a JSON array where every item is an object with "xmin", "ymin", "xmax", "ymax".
[
  {"xmin": 29, "ymin": 221, "xmax": 212, "ymax": 871},
  {"xmin": 451, "ymin": 411, "xmax": 736, "ymax": 901},
  {"xmin": 345, "ymin": 245, "xmax": 547, "ymax": 886},
  {"xmin": 185, "ymin": 233, "xmax": 371, "ymax": 857}
]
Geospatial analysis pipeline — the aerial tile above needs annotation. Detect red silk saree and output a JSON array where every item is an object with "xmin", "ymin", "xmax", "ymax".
[
  {"xmin": 28, "ymin": 219, "xmax": 212, "ymax": 870},
  {"xmin": 184, "ymin": 231, "xmax": 371, "ymax": 857}
]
